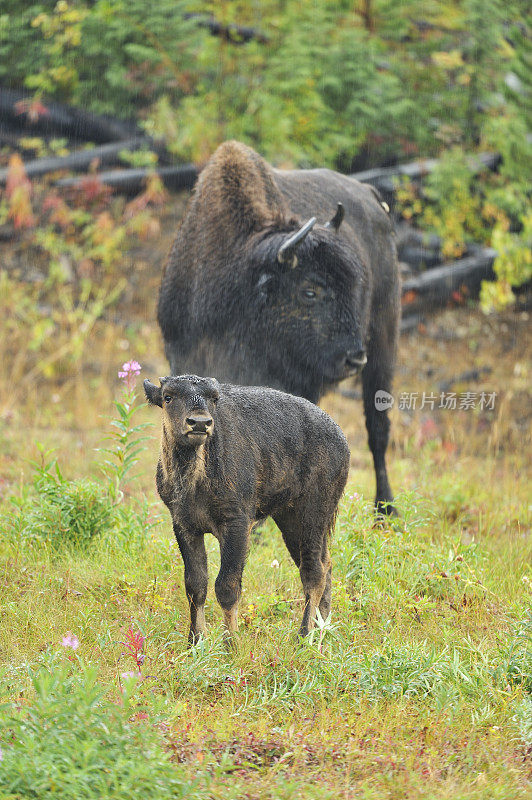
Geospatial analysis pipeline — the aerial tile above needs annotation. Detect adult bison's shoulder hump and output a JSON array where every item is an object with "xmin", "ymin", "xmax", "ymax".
[{"xmin": 272, "ymin": 166, "xmax": 395, "ymax": 266}]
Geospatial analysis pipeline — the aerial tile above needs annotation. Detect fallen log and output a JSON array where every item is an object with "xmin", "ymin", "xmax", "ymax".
[
  {"xmin": 400, "ymin": 314, "xmax": 424, "ymax": 333},
  {"xmin": 0, "ymin": 119, "xmax": 90, "ymax": 159},
  {"xmin": 184, "ymin": 14, "xmax": 270, "ymax": 44},
  {"xmin": 0, "ymin": 138, "xmax": 156, "ymax": 185},
  {"xmin": 438, "ymin": 367, "xmax": 493, "ymax": 393},
  {"xmin": 352, "ymin": 151, "xmax": 501, "ymax": 187},
  {"xmin": 401, "ymin": 247, "xmax": 497, "ymax": 316},
  {"xmin": 0, "ymin": 86, "xmax": 141, "ymax": 143},
  {"xmin": 397, "ymin": 226, "xmax": 442, "ymax": 270},
  {"xmin": 399, "ymin": 245, "xmax": 442, "ymax": 270},
  {"xmin": 56, "ymin": 163, "xmax": 198, "ymax": 194}
]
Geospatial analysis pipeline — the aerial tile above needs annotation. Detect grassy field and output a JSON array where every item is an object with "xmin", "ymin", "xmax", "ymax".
[{"xmin": 0, "ymin": 198, "xmax": 530, "ymax": 798}]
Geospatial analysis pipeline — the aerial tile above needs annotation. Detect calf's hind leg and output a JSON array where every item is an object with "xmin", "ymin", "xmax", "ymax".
[
  {"xmin": 273, "ymin": 508, "xmax": 330, "ymax": 637},
  {"xmin": 318, "ymin": 542, "xmax": 332, "ymax": 622}
]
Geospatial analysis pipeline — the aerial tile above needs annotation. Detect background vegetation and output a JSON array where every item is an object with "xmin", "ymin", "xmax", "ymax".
[
  {"xmin": 1, "ymin": 0, "xmax": 529, "ymax": 164},
  {"xmin": 1, "ymin": 0, "xmax": 530, "ymax": 302}
]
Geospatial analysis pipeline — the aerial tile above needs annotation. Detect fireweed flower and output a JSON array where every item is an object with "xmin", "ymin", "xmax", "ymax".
[
  {"xmin": 118, "ymin": 360, "xmax": 141, "ymax": 392},
  {"xmin": 120, "ymin": 670, "xmax": 141, "ymax": 680},
  {"xmin": 61, "ymin": 633, "xmax": 79, "ymax": 650}
]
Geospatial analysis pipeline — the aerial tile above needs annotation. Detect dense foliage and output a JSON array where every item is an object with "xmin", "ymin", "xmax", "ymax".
[
  {"xmin": 0, "ymin": 1, "xmax": 528, "ymax": 167},
  {"xmin": 1, "ymin": 1, "xmax": 530, "ymax": 307}
]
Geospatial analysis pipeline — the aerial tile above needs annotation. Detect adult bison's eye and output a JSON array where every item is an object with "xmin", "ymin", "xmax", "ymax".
[
  {"xmin": 302, "ymin": 288, "xmax": 317, "ymax": 300},
  {"xmin": 164, "ymin": 394, "xmax": 172, "ymax": 404}
]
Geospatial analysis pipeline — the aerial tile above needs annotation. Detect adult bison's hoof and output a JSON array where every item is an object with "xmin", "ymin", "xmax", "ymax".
[{"xmin": 374, "ymin": 499, "xmax": 398, "ymax": 519}]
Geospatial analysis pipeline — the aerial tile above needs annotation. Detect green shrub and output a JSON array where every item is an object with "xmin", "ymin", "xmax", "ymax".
[
  {"xmin": 2, "ymin": 1, "xmax": 525, "ymax": 168},
  {"xmin": 496, "ymin": 612, "xmax": 532, "ymax": 693},
  {"xmin": 480, "ymin": 212, "xmax": 532, "ymax": 312},
  {"xmin": 0, "ymin": 661, "xmax": 200, "ymax": 799},
  {"xmin": 4, "ymin": 456, "xmax": 115, "ymax": 550},
  {"xmin": 513, "ymin": 697, "xmax": 532, "ymax": 749}
]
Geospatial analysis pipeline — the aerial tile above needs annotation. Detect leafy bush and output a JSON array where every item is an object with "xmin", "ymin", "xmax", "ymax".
[
  {"xmin": 480, "ymin": 212, "xmax": 532, "ymax": 312},
  {"xmin": 496, "ymin": 612, "xmax": 532, "ymax": 693},
  {"xmin": 0, "ymin": 661, "xmax": 200, "ymax": 799},
  {"xmin": 395, "ymin": 139, "xmax": 531, "ymax": 308},
  {"xmin": 4, "ymin": 456, "xmax": 115, "ymax": 550}
]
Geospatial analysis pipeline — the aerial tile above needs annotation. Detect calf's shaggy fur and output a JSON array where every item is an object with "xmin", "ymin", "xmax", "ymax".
[{"xmin": 145, "ymin": 374, "xmax": 350, "ymax": 642}]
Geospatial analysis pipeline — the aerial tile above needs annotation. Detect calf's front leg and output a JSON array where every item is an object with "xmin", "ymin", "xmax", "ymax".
[
  {"xmin": 215, "ymin": 516, "xmax": 251, "ymax": 638},
  {"xmin": 173, "ymin": 524, "xmax": 208, "ymax": 645}
]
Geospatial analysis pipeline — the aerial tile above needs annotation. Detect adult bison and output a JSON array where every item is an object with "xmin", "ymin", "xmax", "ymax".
[{"xmin": 157, "ymin": 141, "xmax": 400, "ymax": 514}]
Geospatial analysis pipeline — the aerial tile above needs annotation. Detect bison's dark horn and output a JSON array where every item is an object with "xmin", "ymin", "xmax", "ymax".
[
  {"xmin": 325, "ymin": 202, "xmax": 344, "ymax": 231},
  {"xmin": 277, "ymin": 217, "xmax": 317, "ymax": 268}
]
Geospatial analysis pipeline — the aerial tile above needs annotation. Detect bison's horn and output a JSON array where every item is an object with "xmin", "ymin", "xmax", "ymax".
[
  {"xmin": 277, "ymin": 217, "xmax": 317, "ymax": 268},
  {"xmin": 325, "ymin": 202, "xmax": 344, "ymax": 231}
]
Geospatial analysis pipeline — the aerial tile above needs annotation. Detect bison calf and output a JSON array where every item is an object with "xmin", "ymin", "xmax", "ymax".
[{"xmin": 144, "ymin": 374, "xmax": 349, "ymax": 643}]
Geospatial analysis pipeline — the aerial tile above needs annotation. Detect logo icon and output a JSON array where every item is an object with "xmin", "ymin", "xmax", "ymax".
[{"xmin": 374, "ymin": 390, "xmax": 394, "ymax": 411}]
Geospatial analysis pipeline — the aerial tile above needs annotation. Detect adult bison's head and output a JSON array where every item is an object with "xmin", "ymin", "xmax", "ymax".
[
  {"xmin": 250, "ymin": 204, "xmax": 370, "ymax": 398},
  {"xmin": 158, "ymin": 141, "xmax": 373, "ymax": 402}
]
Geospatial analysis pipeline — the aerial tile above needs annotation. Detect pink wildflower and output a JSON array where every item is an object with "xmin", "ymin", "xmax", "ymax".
[
  {"xmin": 61, "ymin": 632, "xmax": 79, "ymax": 650},
  {"xmin": 118, "ymin": 360, "xmax": 141, "ymax": 391},
  {"xmin": 122, "ymin": 626, "xmax": 146, "ymax": 672},
  {"xmin": 348, "ymin": 492, "xmax": 360, "ymax": 501},
  {"xmin": 120, "ymin": 670, "xmax": 141, "ymax": 680}
]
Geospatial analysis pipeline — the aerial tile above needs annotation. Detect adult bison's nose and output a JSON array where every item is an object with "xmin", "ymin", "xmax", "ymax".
[
  {"xmin": 185, "ymin": 414, "xmax": 213, "ymax": 434},
  {"xmin": 345, "ymin": 349, "xmax": 367, "ymax": 369}
]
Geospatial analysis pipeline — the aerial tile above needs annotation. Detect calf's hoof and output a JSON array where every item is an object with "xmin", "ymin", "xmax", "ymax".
[
  {"xmin": 223, "ymin": 630, "xmax": 239, "ymax": 652},
  {"xmin": 188, "ymin": 630, "xmax": 205, "ymax": 648}
]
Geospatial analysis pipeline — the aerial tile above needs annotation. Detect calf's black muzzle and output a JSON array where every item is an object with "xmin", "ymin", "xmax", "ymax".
[{"xmin": 185, "ymin": 413, "xmax": 213, "ymax": 436}]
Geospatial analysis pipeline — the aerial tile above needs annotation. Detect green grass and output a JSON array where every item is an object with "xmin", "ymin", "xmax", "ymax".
[
  {"xmin": 0, "ymin": 446, "xmax": 530, "ymax": 799},
  {"xmin": 0, "ymin": 256, "xmax": 529, "ymax": 799}
]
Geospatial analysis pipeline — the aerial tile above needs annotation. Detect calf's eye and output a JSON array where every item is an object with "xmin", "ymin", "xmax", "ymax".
[
  {"xmin": 302, "ymin": 289, "xmax": 317, "ymax": 300},
  {"xmin": 164, "ymin": 395, "xmax": 172, "ymax": 404}
]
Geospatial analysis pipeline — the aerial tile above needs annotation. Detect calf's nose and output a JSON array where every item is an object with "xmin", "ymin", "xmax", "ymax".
[{"xmin": 186, "ymin": 414, "xmax": 213, "ymax": 433}]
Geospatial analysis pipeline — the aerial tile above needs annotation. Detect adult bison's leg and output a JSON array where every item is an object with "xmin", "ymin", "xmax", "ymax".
[
  {"xmin": 362, "ymin": 315, "xmax": 398, "ymax": 516},
  {"xmin": 173, "ymin": 524, "xmax": 208, "ymax": 645},
  {"xmin": 215, "ymin": 516, "xmax": 251, "ymax": 639}
]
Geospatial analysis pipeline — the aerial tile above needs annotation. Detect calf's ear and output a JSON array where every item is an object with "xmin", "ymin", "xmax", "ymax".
[
  {"xmin": 144, "ymin": 379, "xmax": 163, "ymax": 407},
  {"xmin": 206, "ymin": 377, "xmax": 220, "ymax": 402}
]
